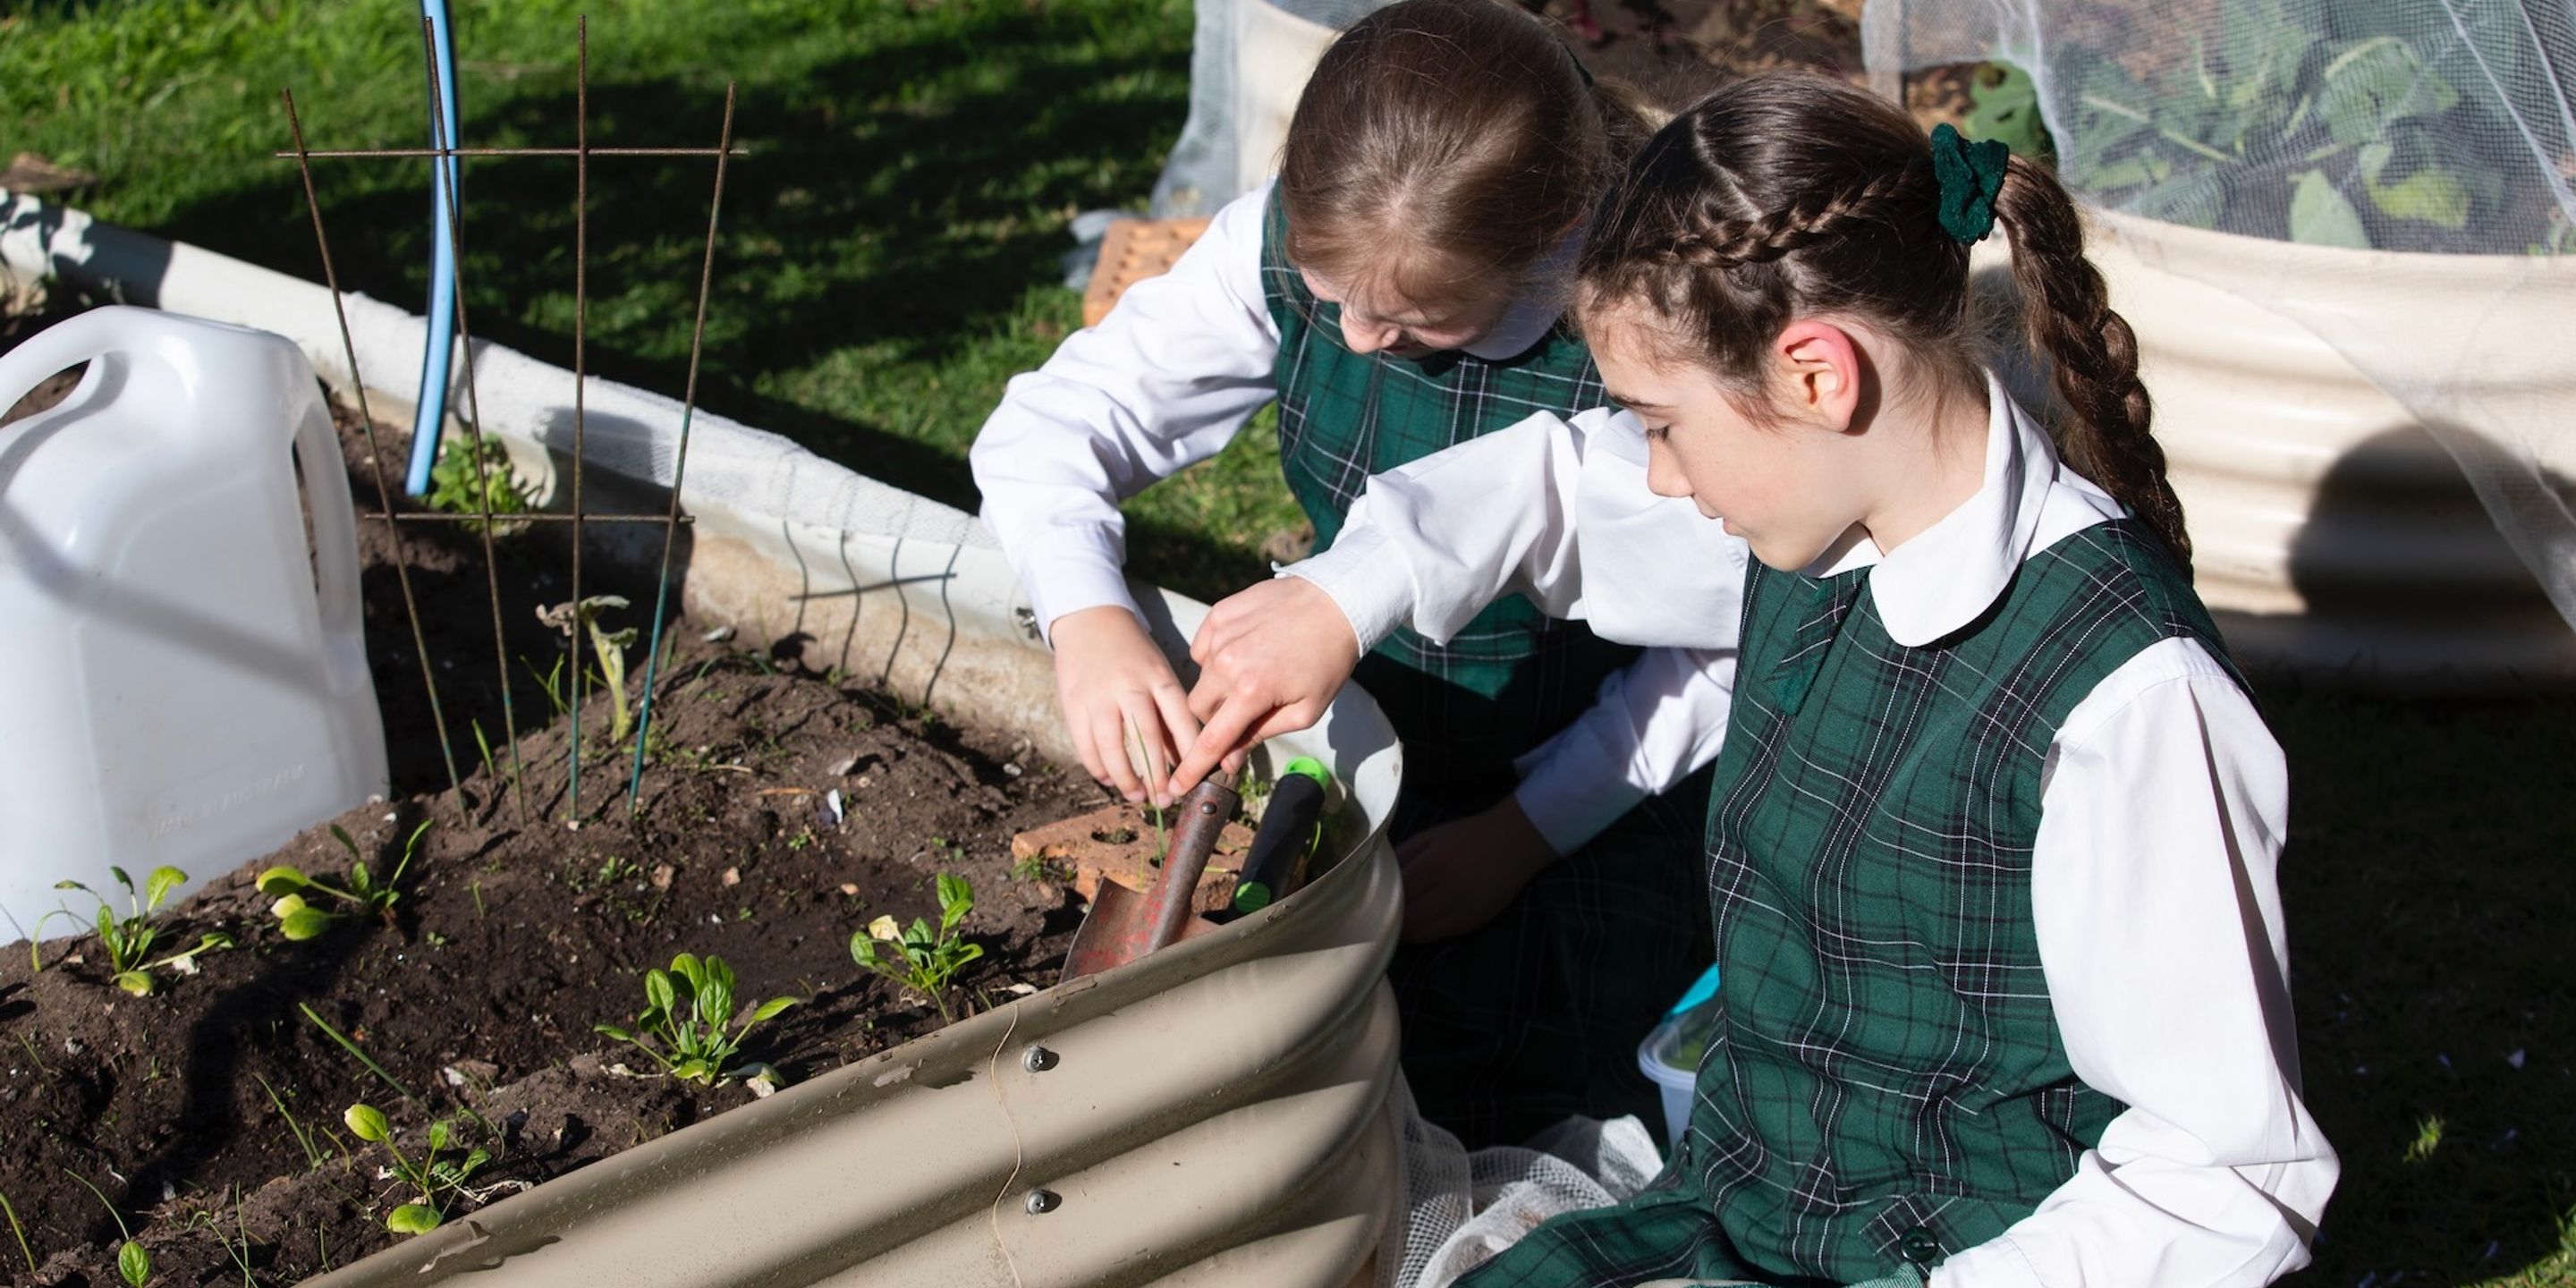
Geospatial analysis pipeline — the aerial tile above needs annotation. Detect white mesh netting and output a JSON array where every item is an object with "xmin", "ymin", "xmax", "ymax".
[
  {"xmin": 1378, "ymin": 1074, "xmax": 1669, "ymax": 1288},
  {"xmin": 1865, "ymin": 0, "xmax": 2576, "ymax": 629}
]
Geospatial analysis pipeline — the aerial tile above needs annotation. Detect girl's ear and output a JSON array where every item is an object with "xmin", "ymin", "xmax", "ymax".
[{"xmin": 1773, "ymin": 320, "xmax": 1863, "ymax": 433}]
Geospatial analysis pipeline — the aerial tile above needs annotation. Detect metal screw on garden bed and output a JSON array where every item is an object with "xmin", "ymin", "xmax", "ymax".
[
  {"xmin": 1023, "ymin": 1188, "xmax": 1062, "ymax": 1216},
  {"xmin": 1021, "ymin": 1044, "xmax": 1058, "ymax": 1072}
]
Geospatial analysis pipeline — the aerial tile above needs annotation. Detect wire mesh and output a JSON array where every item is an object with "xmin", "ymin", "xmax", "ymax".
[{"xmin": 279, "ymin": 14, "xmax": 740, "ymax": 828}]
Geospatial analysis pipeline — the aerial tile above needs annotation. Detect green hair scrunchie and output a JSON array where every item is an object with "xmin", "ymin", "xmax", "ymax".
[{"xmin": 1929, "ymin": 123, "xmax": 2009, "ymax": 244}]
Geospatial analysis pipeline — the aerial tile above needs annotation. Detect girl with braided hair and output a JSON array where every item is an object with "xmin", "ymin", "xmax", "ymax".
[
  {"xmin": 1170, "ymin": 71, "xmax": 2336, "ymax": 1288},
  {"xmin": 973, "ymin": 0, "xmax": 1736, "ymax": 1148}
]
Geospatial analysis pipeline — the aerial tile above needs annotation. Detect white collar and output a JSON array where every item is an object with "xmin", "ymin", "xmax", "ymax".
[
  {"xmin": 1460, "ymin": 225, "xmax": 1583, "ymax": 360},
  {"xmin": 1806, "ymin": 371, "xmax": 2124, "ymax": 647}
]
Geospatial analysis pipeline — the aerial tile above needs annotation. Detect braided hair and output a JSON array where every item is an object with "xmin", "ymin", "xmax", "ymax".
[{"xmin": 1577, "ymin": 73, "xmax": 2190, "ymax": 564}]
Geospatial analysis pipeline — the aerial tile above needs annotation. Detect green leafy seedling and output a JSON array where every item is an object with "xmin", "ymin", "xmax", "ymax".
[
  {"xmin": 63, "ymin": 1168, "xmax": 148, "ymax": 1284},
  {"xmin": 43, "ymin": 865, "xmax": 231, "ymax": 995},
  {"xmin": 260, "ymin": 820, "xmax": 432, "ymax": 939},
  {"xmin": 343, "ymin": 1102, "xmax": 489, "ymax": 1235},
  {"xmin": 423, "ymin": 433, "xmax": 532, "ymax": 533},
  {"xmin": 851, "ymin": 872, "xmax": 986, "ymax": 1023},
  {"xmin": 596, "ymin": 953, "xmax": 797, "ymax": 1086}
]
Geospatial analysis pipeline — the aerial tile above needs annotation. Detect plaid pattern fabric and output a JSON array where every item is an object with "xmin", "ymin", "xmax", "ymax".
[
  {"xmin": 1260, "ymin": 193, "xmax": 1710, "ymax": 1148},
  {"xmin": 1462, "ymin": 520, "xmax": 2238, "ymax": 1288},
  {"xmin": 1261, "ymin": 191, "xmax": 1642, "ymax": 804}
]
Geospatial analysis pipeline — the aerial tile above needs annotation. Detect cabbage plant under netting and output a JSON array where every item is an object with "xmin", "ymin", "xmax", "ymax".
[
  {"xmin": 1870, "ymin": 0, "xmax": 2574, "ymax": 252},
  {"xmin": 1867, "ymin": 0, "xmax": 2576, "ymax": 638}
]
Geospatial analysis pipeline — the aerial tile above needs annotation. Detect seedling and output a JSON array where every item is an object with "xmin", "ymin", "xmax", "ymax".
[
  {"xmin": 596, "ymin": 953, "xmax": 798, "ymax": 1086},
  {"xmin": 851, "ymin": 872, "xmax": 985, "ymax": 1022},
  {"xmin": 260, "ymin": 820, "xmax": 432, "ymax": 938},
  {"xmin": 63, "ymin": 1169, "xmax": 148, "ymax": 1285},
  {"xmin": 41, "ymin": 865, "xmax": 232, "ymax": 995},
  {"xmin": 1012, "ymin": 853, "xmax": 1072, "ymax": 884},
  {"xmin": 342, "ymin": 1102, "xmax": 489, "ymax": 1235},
  {"xmin": 540, "ymin": 596, "xmax": 639, "ymax": 745},
  {"xmin": 257, "ymin": 1073, "xmax": 330, "ymax": 1171},
  {"xmin": 423, "ymin": 433, "xmax": 532, "ymax": 533},
  {"xmin": 0, "ymin": 1182, "xmax": 34, "ymax": 1276}
]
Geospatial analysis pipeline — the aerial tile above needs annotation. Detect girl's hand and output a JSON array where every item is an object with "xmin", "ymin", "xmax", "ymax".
[
  {"xmin": 1164, "ymin": 577, "xmax": 1360, "ymax": 797},
  {"xmin": 1047, "ymin": 605, "xmax": 1201, "ymax": 805},
  {"xmin": 1395, "ymin": 798, "xmax": 1560, "ymax": 943}
]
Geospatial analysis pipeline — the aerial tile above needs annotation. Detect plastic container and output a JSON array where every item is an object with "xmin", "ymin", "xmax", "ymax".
[
  {"xmin": 0, "ymin": 307, "xmax": 385, "ymax": 936},
  {"xmin": 1637, "ymin": 962, "xmax": 1723, "ymax": 1155}
]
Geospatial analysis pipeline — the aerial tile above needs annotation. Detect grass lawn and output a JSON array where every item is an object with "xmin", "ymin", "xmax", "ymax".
[
  {"xmin": 0, "ymin": 0, "xmax": 1303, "ymax": 604},
  {"xmin": 4, "ymin": 4, "xmax": 2572, "ymax": 1287}
]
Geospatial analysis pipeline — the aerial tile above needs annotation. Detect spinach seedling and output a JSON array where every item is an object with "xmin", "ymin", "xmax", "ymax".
[
  {"xmin": 851, "ymin": 872, "xmax": 985, "ymax": 1022},
  {"xmin": 43, "ymin": 865, "xmax": 232, "ymax": 996},
  {"xmin": 259, "ymin": 820, "xmax": 431, "ymax": 939},
  {"xmin": 596, "ymin": 953, "xmax": 798, "ymax": 1086},
  {"xmin": 342, "ymin": 1103, "xmax": 488, "ymax": 1235},
  {"xmin": 64, "ymin": 1169, "xmax": 149, "ymax": 1285}
]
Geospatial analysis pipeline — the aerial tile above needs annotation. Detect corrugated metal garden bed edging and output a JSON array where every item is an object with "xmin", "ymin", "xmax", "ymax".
[{"xmin": 1, "ymin": 192, "xmax": 1410, "ymax": 1288}]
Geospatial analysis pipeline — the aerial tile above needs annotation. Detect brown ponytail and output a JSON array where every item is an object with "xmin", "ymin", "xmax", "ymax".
[
  {"xmin": 1993, "ymin": 158, "xmax": 2190, "ymax": 563},
  {"xmin": 1279, "ymin": 0, "xmax": 1657, "ymax": 307},
  {"xmin": 1578, "ymin": 73, "xmax": 2193, "ymax": 565}
]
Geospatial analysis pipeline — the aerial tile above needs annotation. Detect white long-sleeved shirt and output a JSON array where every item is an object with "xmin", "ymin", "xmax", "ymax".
[
  {"xmin": 970, "ymin": 182, "xmax": 1735, "ymax": 852},
  {"xmin": 1288, "ymin": 376, "xmax": 2338, "ymax": 1288}
]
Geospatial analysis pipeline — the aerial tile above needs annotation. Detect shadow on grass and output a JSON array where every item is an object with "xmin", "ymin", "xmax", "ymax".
[
  {"xmin": 129, "ymin": 5, "xmax": 1277, "ymax": 601},
  {"xmin": 2260, "ymin": 678, "xmax": 2576, "ymax": 1288}
]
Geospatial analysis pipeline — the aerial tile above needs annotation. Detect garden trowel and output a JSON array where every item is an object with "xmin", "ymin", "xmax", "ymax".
[{"xmin": 1060, "ymin": 770, "xmax": 1240, "ymax": 981}]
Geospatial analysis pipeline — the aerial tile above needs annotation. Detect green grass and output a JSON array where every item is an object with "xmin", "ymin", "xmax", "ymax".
[
  {"xmin": 6, "ymin": 8, "xmax": 2572, "ymax": 1288},
  {"xmin": 0, "ymin": 0, "xmax": 1300, "ymax": 602}
]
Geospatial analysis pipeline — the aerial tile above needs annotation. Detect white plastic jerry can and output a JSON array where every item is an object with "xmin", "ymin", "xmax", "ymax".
[{"xmin": 0, "ymin": 307, "xmax": 386, "ymax": 937}]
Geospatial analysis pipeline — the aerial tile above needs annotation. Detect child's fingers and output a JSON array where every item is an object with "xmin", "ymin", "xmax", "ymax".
[
  {"xmin": 1166, "ymin": 693, "xmax": 1268, "ymax": 798},
  {"xmin": 1063, "ymin": 693, "xmax": 1114, "ymax": 786},
  {"xmin": 1149, "ymin": 682, "xmax": 1204, "ymax": 771},
  {"xmin": 1120, "ymin": 691, "xmax": 1178, "ymax": 807},
  {"xmin": 1091, "ymin": 704, "xmax": 1148, "ymax": 801}
]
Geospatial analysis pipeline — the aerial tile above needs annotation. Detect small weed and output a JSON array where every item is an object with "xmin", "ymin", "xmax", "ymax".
[
  {"xmin": 422, "ymin": 433, "xmax": 532, "ymax": 534},
  {"xmin": 596, "ymin": 953, "xmax": 798, "ymax": 1087},
  {"xmin": 0, "ymin": 1182, "xmax": 34, "ymax": 1276},
  {"xmin": 41, "ymin": 865, "xmax": 232, "ymax": 995},
  {"xmin": 63, "ymin": 1169, "xmax": 148, "ymax": 1285},
  {"xmin": 257, "ymin": 1072, "xmax": 329, "ymax": 1170},
  {"xmin": 523, "ymin": 654, "xmax": 572, "ymax": 720},
  {"xmin": 851, "ymin": 872, "xmax": 985, "ymax": 1023},
  {"xmin": 1012, "ymin": 852, "xmax": 1072, "ymax": 884},
  {"xmin": 342, "ymin": 1102, "xmax": 488, "ymax": 1235},
  {"xmin": 261, "ymin": 820, "xmax": 430, "ymax": 938}
]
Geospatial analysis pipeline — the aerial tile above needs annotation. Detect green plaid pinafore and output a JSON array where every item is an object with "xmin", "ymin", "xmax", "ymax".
[
  {"xmin": 1262, "ymin": 193, "xmax": 1710, "ymax": 1148},
  {"xmin": 1464, "ymin": 520, "xmax": 2239, "ymax": 1287}
]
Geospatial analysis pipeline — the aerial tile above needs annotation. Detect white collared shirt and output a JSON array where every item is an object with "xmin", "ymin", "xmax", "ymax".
[
  {"xmin": 969, "ymin": 181, "xmax": 1735, "ymax": 852},
  {"xmin": 1289, "ymin": 376, "xmax": 2339, "ymax": 1288}
]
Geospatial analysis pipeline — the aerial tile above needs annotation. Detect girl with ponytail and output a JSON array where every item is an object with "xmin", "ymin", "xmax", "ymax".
[
  {"xmin": 1173, "ymin": 72, "xmax": 2337, "ymax": 1288},
  {"xmin": 974, "ymin": 0, "xmax": 1732, "ymax": 1148}
]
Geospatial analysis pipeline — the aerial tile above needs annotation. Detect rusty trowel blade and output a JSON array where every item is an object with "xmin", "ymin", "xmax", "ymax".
[
  {"xmin": 1058, "ymin": 773, "xmax": 1240, "ymax": 983},
  {"xmin": 1061, "ymin": 879, "xmax": 1140, "ymax": 981}
]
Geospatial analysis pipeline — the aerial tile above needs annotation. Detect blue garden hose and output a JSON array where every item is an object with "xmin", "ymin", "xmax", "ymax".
[{"xmin": 404, "ymin": 0, "xmax": 462, "ymax": 496}]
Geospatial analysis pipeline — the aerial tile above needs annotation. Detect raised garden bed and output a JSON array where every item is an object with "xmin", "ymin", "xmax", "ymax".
[{"xmin": 0, "ymin": 301, "xmax": 1122, "ymax": 1286}]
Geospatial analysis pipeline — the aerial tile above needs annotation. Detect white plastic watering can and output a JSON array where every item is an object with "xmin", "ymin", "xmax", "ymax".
[{"xmin": 0, "ymin": 307, "xmax": 386, "ymax": 937}]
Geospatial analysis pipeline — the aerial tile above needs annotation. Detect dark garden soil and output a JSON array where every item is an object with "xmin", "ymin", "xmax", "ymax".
[{"xmin": 0, "ymin": 302, "xmax": 1106, "ymax": 1286}]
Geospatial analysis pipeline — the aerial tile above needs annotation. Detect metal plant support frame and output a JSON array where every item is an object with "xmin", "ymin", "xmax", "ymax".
[{"xmin": 277, "ymin": 15, "xmax": 742, "ymax": 826}]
